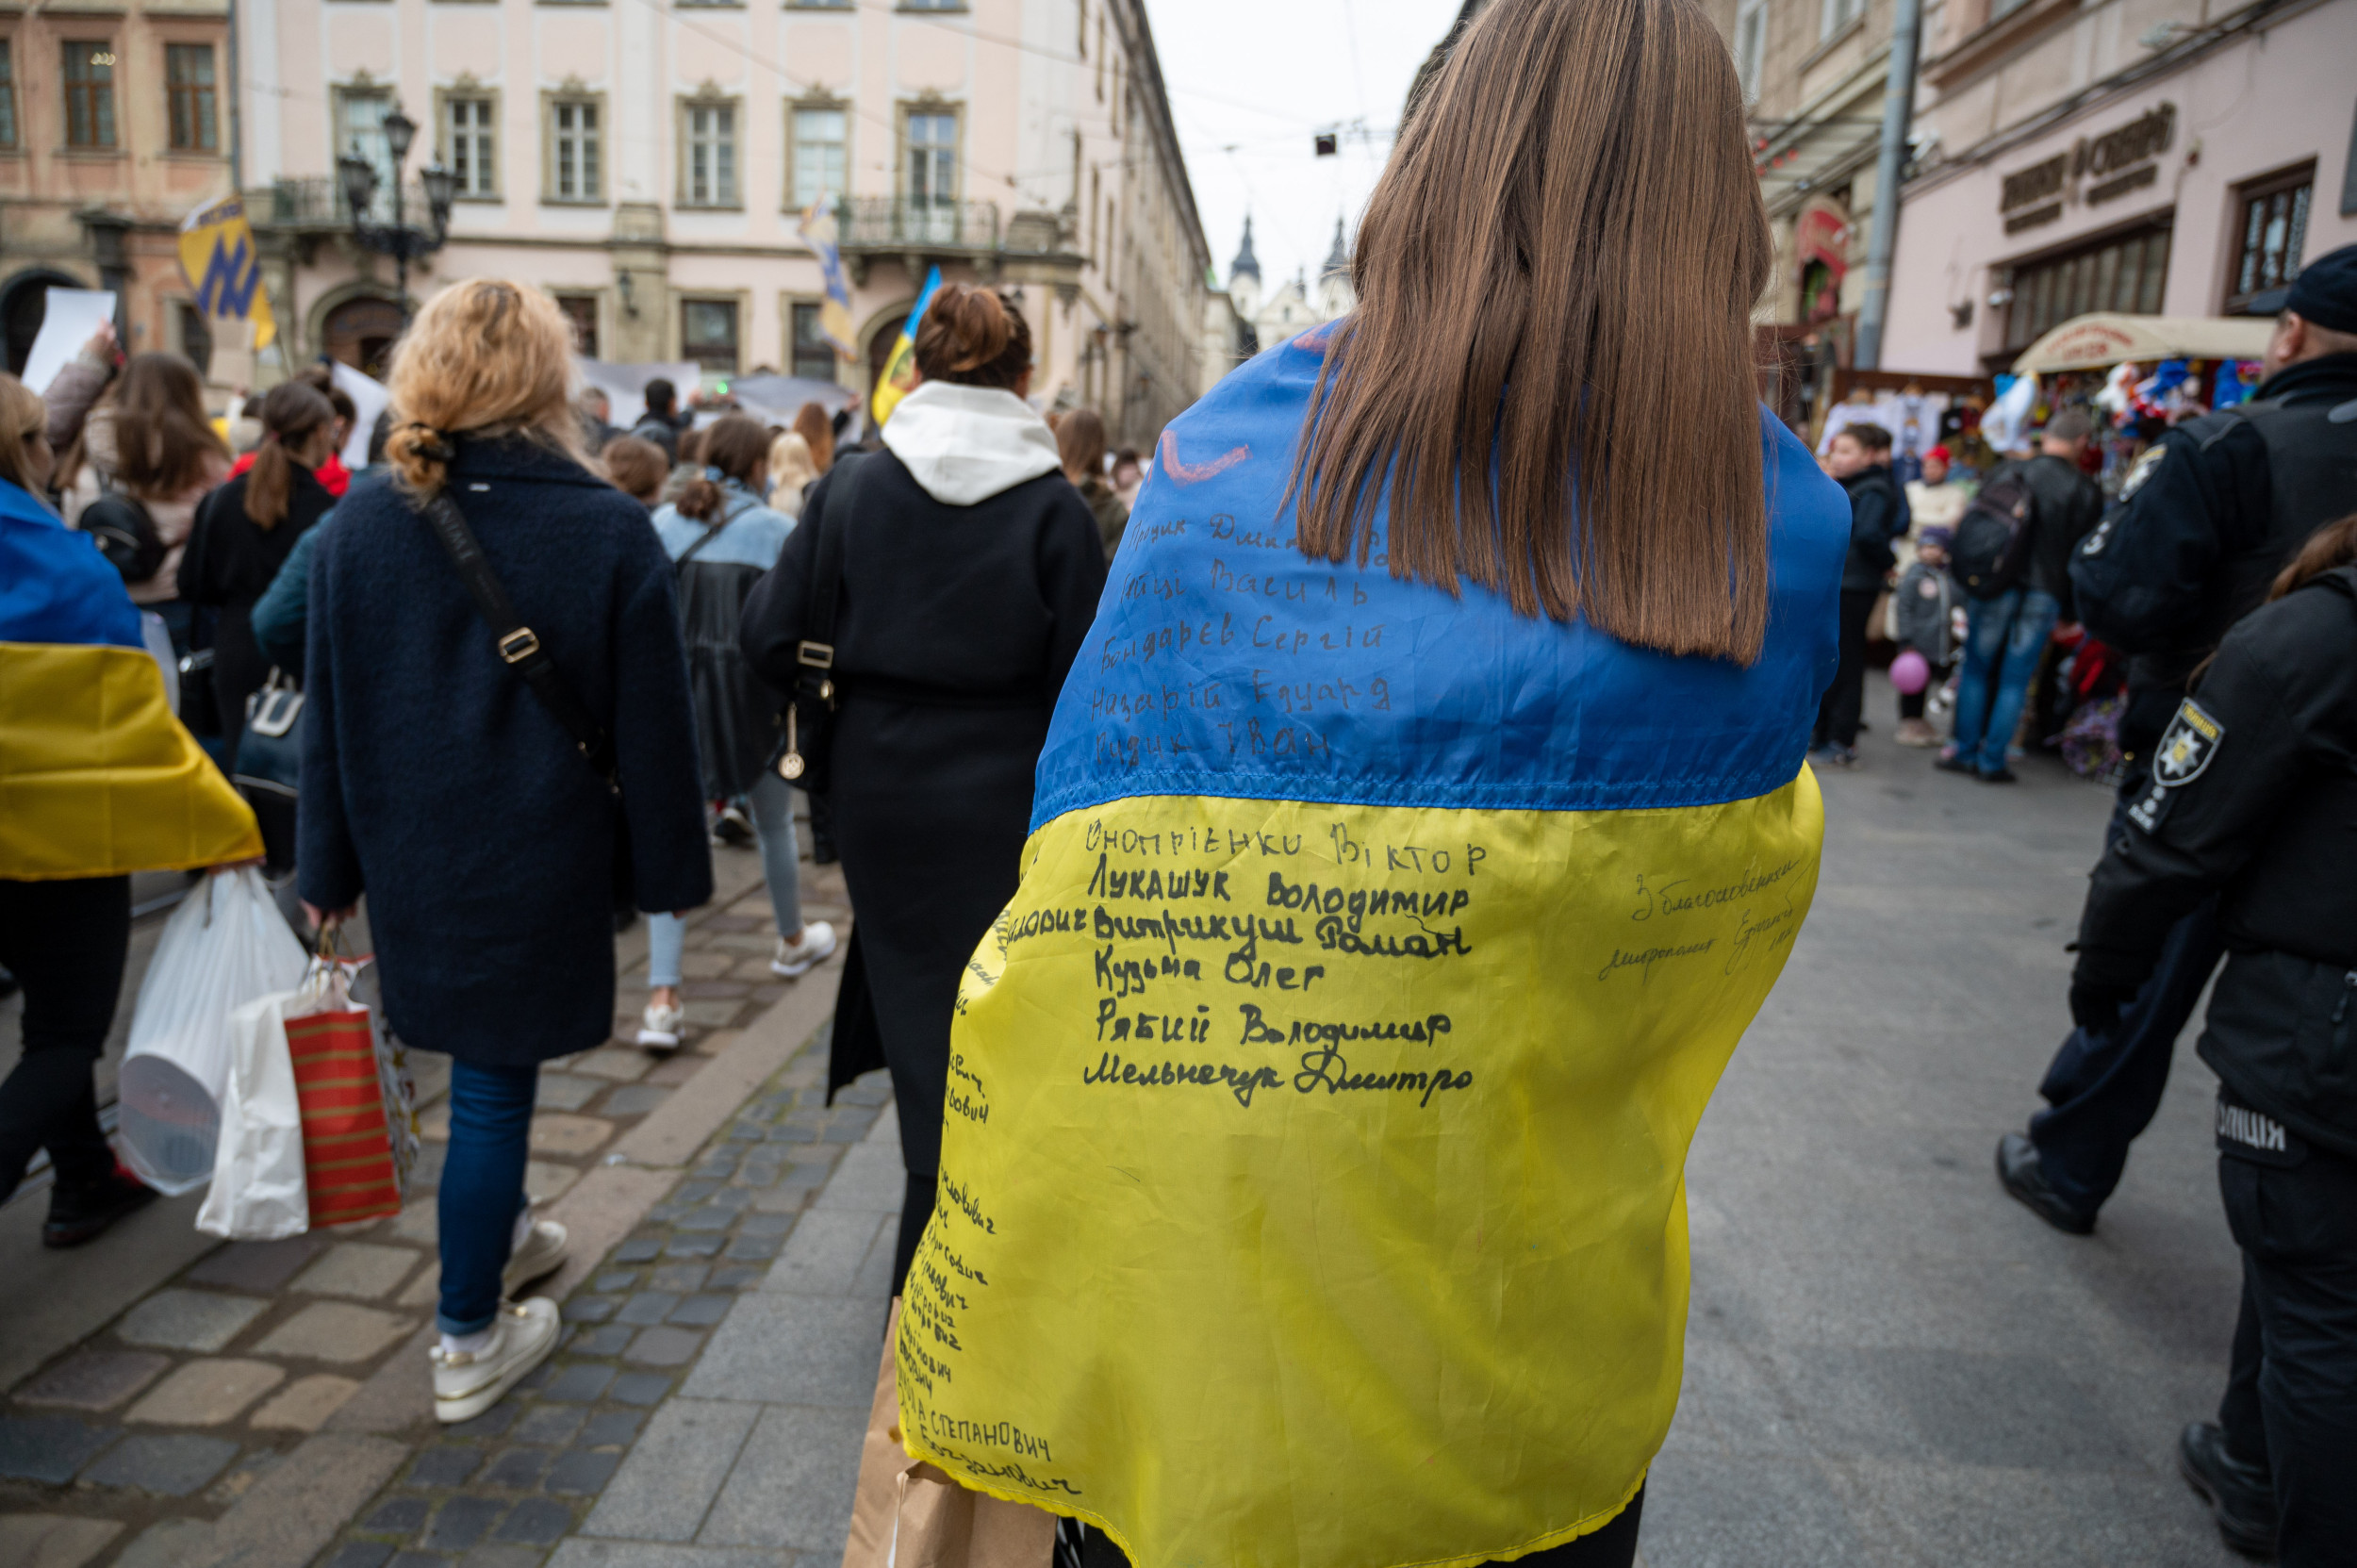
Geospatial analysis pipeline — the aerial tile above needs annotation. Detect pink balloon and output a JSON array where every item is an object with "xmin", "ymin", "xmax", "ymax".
[{"xmin": 1889, "ymin": 650, "xmax": 1930, "ymax": 695}]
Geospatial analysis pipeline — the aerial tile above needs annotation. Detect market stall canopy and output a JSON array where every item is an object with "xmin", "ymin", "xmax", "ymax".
[{"xmin": 2011, "ymin": 314, "xmax": 2274, "ymax": 374}]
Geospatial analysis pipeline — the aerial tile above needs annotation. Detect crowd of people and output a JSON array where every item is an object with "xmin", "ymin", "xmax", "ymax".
[
  {"xmin": 0, "ymin": 0, "xmax": 2351, "ymax": 1557},
  {"xmin": 1805, "ymin": 239, "xmax": 2357, "ymax": 1562}
]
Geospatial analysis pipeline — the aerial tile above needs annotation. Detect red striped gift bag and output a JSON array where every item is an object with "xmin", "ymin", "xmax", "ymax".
[{"xmin": 287, "ymin": 1006, "xmax": 404, "ymax": 1227}]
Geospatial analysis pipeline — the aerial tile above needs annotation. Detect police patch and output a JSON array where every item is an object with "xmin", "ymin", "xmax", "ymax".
[
  {"xmin": 2152, "ymin": 699, "xmax": 2224, "ymax": 787},
  {"xmin": 2118, "ymin": 443, "xmax": 2168, "ymax": 500}
]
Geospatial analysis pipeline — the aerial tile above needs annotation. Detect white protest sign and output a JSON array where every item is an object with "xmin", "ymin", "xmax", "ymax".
[
  {"xmin": 21, "ymin": 289, "xmax": 117, "ymax": 397},
  {"xmin": 329, "ymin": 360, "xmax": 391, "ymax": 470}
]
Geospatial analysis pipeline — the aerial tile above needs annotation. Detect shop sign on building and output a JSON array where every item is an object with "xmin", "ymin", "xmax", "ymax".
[{"xmin": 1997, "ymin": 102, "xmax": 2176, "ymax": 235}]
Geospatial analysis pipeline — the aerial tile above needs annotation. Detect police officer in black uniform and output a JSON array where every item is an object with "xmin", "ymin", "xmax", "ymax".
[
  {"xmin": 1997, "ymin": 243, "xmax": 2357, "ymax": 1232},
  {"xmin": 2069, "ymin": 515, "xmax": 2357, "ymax": 1564}
]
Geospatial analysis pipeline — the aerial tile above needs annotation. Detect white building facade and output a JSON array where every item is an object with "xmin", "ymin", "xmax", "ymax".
[{"xmin": 238, "ymin": 0, "xmax": 1211, "ymax": 444}]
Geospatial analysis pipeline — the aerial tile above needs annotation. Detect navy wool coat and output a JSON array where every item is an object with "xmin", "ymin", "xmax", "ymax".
[{"xmin": 300, "ymin": 437, "xmax": 713, "ymax": 1065}]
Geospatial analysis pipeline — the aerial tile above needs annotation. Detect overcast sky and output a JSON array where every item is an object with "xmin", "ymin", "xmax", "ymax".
[{"xmin": 1141, "ymin": 0, "xmax": 1463, "ymax": 292}]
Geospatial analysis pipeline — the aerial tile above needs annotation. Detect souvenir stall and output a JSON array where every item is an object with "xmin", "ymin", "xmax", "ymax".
[
  {"xmin": 2005, "ymin": 314, "xmax": 2275, "ymax": 498},
  {"xmin": 2000, "ymin": 314, "xmax": 2273, "ymax": 781}
]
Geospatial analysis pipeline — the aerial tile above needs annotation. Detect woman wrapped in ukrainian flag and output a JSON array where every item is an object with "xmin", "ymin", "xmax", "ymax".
[
  {"xmin": 888, "ymin": 0, "xmax": 1849, "ymax": 1563},
  {"xmin": 0, "ymin": 368, "xmax": 259, "ymax": 1242}
]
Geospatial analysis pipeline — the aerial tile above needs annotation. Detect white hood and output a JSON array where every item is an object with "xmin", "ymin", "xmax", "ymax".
[{"xmin": 881, "ymin": 381, "xmax": 1063, "ymax": 506}]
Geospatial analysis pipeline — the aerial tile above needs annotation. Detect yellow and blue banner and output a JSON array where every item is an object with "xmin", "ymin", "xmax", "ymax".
[
  {"xmin": 797, "ymin": 198, "xmax": 860, "ymax": 362},
  {"xmin": 1, "ymin": 481, "xmax": 261, "ymax": 879},
  {"xmin": 895, "ymin": 325, "xmax": 1850, "ymax": 1567},
  {"xmin": 869, "ymin": 265, "xmax": 942, "ymax": 429},
  {"xmin": 177, "ymin": 195, "xmax": 276, "ymax": 353}
]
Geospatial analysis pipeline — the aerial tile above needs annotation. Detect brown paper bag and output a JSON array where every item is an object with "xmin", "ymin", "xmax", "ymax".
[{"xmin": 842, "ymin": 1299, "xmax": 1057, "ymax": 1568}]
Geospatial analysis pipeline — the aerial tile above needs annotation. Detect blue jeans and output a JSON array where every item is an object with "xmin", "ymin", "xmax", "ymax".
[
  {"xmin": 648, "ymin": 769, "xmax": 803, "ymax": 987},
  {"xmin": 2027, "ymin": 778, "xmax": 2227, "ymax": 1216},
  {"xmin": 1949, "ymin": 587, "xmax": 2059, "ymax": 774},
  {"xmin": 437, "ymin": 1061, "xmax": 537, "ymax": 1335}
]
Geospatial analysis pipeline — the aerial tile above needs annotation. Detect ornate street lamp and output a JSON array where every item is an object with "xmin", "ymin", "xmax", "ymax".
[{"xmin": 336, "ymin": 103, "xmax": 457, "ymax": 322}]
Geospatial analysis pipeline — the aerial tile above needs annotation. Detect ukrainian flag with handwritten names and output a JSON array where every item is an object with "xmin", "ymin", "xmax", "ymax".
[
  {"xmin": 898, "ymin": 322, "xmax": 1848, "ymax": 1568},
  {"xmin": 1, "ymin": 481, "xmax": 260, "ymax": 879}
]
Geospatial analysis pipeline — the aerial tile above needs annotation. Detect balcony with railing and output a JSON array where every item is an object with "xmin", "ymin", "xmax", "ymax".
[
  {"xmin": 836, "ymin": 196, "xmax": 999, "ymax": 253},
  {"xmin": 832, "ymin": 196, "xmax": 1075, "ymax": 283},
  {"xmin": 252, "ymin": 176, "xmax": 437, "ymax": 234}
]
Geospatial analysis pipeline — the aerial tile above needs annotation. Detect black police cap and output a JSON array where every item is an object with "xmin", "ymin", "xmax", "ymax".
[{"xmin": 2244, "ymin": 241, "xmax": 2357, "ymax": 334}]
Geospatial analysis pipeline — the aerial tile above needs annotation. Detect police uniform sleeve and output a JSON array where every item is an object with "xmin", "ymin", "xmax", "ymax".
[
  {"xmin": 2068, "ymin": 427, "xmax": 2227, "ymax": 653},
  {"xmin": 2073, "ymin": 617, "xmax": 2313, "ymax": 989}
]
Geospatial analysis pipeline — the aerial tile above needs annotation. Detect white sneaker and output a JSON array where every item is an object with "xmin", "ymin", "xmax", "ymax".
[
  {"xmin": 771, "ymin": 921, "xmax": 838, "ymax": 980},
  {"xmin": 503, "ymin": 1217, "xmax": 569, "ymax": 1296},
  {"xmin": 432, "ymin": 1298, "xmax": 559, "ymax": 1425},
  {"xmin": 637, "ymin": 999, "xmax": 684, "ymax": 1049}
]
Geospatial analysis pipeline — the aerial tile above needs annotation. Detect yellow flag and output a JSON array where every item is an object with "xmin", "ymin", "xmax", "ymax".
[
  {"xmin": 177, "ymin": 195, "xmax": 277, "ymax": 352},
  {"xmin": 0, "ymin": 642, "xmax": 262, "ymax": 879}
]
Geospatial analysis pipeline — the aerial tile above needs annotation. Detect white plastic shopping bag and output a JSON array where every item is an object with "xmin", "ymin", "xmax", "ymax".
[
  {"xmin": 117, "ymin": 867, "xmax": 308, "ymax": 1194},
  {"xmin": 199, "ymin": 950, "xmax": 417, "ymax": 1239},
  {"xmin": 195, "ymin": 981, "xmax": 315, "ymax": 1240}
]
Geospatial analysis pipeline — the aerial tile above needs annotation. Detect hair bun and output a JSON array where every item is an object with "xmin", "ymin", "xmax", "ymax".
[
  {"xmin": 940, "ymin": 287, "xmax": 1012, "ymax": 371},
  {"xmin": 912, "ymin": 284, "xmax": 1031, "ymax": 391}
]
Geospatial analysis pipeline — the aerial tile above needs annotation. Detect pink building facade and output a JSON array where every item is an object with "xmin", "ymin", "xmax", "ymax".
[{"xmin": 1883, "ymin": 0, "xmax": 2356, "ymax": 376}]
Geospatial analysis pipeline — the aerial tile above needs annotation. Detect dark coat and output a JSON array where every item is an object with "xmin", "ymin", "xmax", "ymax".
[
  {"xmin": 299, "ymin": 438, "xmax": 713, "ymax": 1065},
  {"xmin": 180, "ymin": 464, "xmax": 336, "ymax": 754},
  {"xmin": 1836, "ymin": 465, "xmax": 1904, "ymax": 592},
  {"xmin": 2070, "ymin": 353, "xmax": 2357, "ymax": 762},
  {"xmin": 652, "ymin": 482, "xmax": 795, "ymax": 799},
  {"xmin": 739, "ymin": 450, "xmax": 1108, "ymax": 1177},
  {"xmin": 1998, "ymin": 453, "xmax": 2103, "ymax": 614},
  {"xmin": 1078, "ymin": 474, "xmax": 1129, "ymax": 560},
  {"xmin": 2077, "ymin": 567, "xmax": 2357, "ymax": 1154}
]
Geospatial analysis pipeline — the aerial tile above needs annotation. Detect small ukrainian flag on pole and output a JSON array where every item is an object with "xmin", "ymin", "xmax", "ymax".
[{"xmin": 869, "ymin": 265, "xmax": 943, "ymax": 429}]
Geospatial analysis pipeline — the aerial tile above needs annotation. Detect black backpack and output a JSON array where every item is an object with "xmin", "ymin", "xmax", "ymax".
[
  {"xmin": 78, "ymin": 489, "xmax": 165, "ymax": 586},
  {"xmin": 1952, "ymin": 466, "xmax": 2037, "ymax": 600}
]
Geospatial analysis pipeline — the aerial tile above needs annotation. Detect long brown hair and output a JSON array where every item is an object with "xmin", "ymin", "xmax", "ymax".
[
  {"xmin": 676, "ymin": 414, "xmax": 772, "ymax": 522},
  {"xmin": 1058, "ymin": 407, "xmax": 1108, "ymax": 487},
  {"xmin": 245, "ymin": 381, "xmax": 334, "ymax": 530},
  {"xmin": 792, "ymin": 401, "xmax": 833, "ymax": 472},
  {"xmin": 1290, "ymin": 0, "xmax": 1773, "ymax": 662},
  {"xmin": 2269, "ymin": 514, "xmax": 2357, "ymax": 601},
  {"xmin": 111, "ymin": 352, "xmax": 229, "ymax": 497},
  {"xmin": 385, "ymin": 280, "xmax": 589, "ymax": 497},
  {"xmin": 914, "ymin": 285, "xmax": 1031, "ymax": 390}
]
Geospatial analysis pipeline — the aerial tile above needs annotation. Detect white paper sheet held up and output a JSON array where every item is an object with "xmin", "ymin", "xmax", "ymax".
[{"xmin": 21, "ymin": 289, "xmax": 117, "ymax": 397}]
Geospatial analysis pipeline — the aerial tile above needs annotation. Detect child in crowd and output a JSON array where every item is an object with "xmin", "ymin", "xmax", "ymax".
[{"xmin": 1892, "ymin": 523, "xmax": 1957, "ymax": 747}]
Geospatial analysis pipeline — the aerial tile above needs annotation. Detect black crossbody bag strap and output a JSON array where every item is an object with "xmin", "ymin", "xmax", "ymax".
[
  {"xmin": 772, "ymin": 455, "xmax": 862, "ymax": 784},
  {"xmin": 674, "ymin": 515, "xmax": 731, "ymax": 570},
  {"xmin": 803, "ymin": 458, "xmax": 858, "ymax": 663},
  {"xmin": 415, "ymin": 488, "xmax": 618, "ymax": 785}
]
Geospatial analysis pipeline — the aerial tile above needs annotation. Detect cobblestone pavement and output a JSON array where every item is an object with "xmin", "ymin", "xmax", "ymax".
[
  {"xmin": 0, "ymin": 838, "xmax": 858, "ymax": 1568},
  {"xmin": 0, "ymin": 684, "xmax": 2267, "ymax": 1568},
  {"xmin": 308, "ymin": 1054, "xmax": 898, "ymax": 1568}
]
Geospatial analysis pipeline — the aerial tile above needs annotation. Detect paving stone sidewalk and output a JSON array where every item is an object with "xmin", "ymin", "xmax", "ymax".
[
  {"xmin": 306, "ymin": 1051, "xmax": 899, "ymax": 1568},
  {"xmin": 0, "ymin": 842, "xmax": 856, "ymax": 1568}
]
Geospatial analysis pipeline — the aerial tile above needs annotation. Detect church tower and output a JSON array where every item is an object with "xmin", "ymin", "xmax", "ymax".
[
  {"xmin": 1228, "ymin": 214, "xmax": 1263, "ymax": 326},
  {"xmin": 1316, "ymin": 217, "xmax": 1355, "ymax": 319}
]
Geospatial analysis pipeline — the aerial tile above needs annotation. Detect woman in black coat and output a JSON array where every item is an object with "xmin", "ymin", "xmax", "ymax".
[
  {"xmin": 179, "ymin": 380, "xmax": 338, "ymax": 765},
  {"xmin": 741, "ymin": 285, "xmax": 1107, "ymax": 1293},
  {"xmin": 300, "ymin": 281, "xmax": 711, "ymax": 1424}
]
